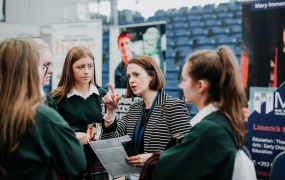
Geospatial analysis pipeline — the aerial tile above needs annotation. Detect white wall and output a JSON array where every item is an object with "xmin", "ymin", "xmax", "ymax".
[
  {"xmin": 0, "ymin": 22, "xmax": 40, "ymax": 42},
  {"xmin": 6, "ymin": 0, "xmax": 66, "ymax": 26},
  {"xmin": 1, "ymin": 0, "xmax": 91, "ymax": 42}
]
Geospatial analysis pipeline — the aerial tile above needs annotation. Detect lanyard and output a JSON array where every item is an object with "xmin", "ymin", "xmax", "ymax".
[{"xmin": 134, "ymin": 91, "xmax": 160, "ymax": 152}]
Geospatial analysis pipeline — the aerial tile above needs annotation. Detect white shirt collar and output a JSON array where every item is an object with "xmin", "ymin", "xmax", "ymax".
[
  {"xmin": 40, "ymin": 86, "xmax": 45, "ymax": 97},
  {"xmin": 190, "ymin": 103, "xmax": 218, "ymax": 127},
  {"xmin": 67, "ymin": 84, "xmax": 99, "ymax": 99}
]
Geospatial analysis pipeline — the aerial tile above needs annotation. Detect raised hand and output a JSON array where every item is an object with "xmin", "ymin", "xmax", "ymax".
[{"xmin": 102, "ymin": 83, "xmax": 122, "ymax": 111}]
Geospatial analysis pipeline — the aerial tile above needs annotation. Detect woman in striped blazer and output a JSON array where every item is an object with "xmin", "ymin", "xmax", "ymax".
[{"xmin": 102, "ymin": 55, "xmax": 191, "ymax": 167}]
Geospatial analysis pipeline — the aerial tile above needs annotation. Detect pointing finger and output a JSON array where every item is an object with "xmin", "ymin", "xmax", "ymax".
[{"xmin": 108, "ymin": 83, "xmax": 116, "ymax": 97}]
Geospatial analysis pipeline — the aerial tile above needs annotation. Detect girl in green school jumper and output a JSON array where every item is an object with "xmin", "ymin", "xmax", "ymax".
[
  {"xmin": 152, "ymin": 46, "xmax": 247, "ymax": 180},
  {"xmin": 0, "ymin": 39, "xmax": 86, "ymax": 180},
  {"xmin": 51, "ymin": 46, "xmax": 109, "ymax": 180}
]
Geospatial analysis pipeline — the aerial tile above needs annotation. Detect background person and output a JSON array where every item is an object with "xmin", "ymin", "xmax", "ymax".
[
  {"xmin": 152, "ymin": 46, "xmax": 247, "ymax": 180},
  {"xmin": 50, "ymin": 46, "xmax": 109, "ymax": 180},
  {"xmin": 0, "ymin": 39, "xmax": 86, "ymax": 179},
  {"xmin": 142, "ymin": 27, "xmax": 165, "ymax": 74},
  {"xmin": 27, "ymin": 38, "xmax": 57, "ymax": 110},
  {"xmin": 115, "ymin": 31, "xmax": 135, "ymax": 88},
  {"xmin": 102, "ymin": 55, "xmax": 191, "ymax": 169}
]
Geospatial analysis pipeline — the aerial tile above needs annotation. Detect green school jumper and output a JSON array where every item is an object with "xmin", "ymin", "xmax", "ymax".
[
  {"xmin": 45, "ymin": 93, "xmax": 58, "ymax": 111},
  {"xmin": 52, "ymin": 87, "xmax": 107, "ymax": 165},
  {"xmin": 0, "ymin": 105, "xmax": 86, "ymax": 180},
  {"xmin": 152, "ymin": 111, "xmax": 237, "ymax": 180}
]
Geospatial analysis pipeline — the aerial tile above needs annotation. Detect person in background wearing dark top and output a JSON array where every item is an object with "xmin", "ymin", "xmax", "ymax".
[
  {"xmin": 152, "ymin": 46, "xmax": 247, "ymax": 180},
  {"xmin": 27, "ymin": 38, "xmax": 57, "ymax": 110},
  {"xmin": 50, "ymin": 46, "xmax": 109, "ymax": 180},
  {"xmin": 0, "ymin": 39, "xmax": 86, "ymax": 180},
  {"xmin": 102, "ymin": 56, "xmax": 191, "ymax": 172},
  {"xmin": 115, "ymin": 31, "xmax": 135, "ymax": 88}
]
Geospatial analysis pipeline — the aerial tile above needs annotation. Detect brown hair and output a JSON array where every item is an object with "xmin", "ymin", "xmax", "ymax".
[
  {"xmin": 186, "ymin": 46, "xmax": 247, "ymax": 147},
  {"xmin": 0, "ymin": 39, "xmax": 42, "ymax": 173},
  {"xmin": 50, "ymin": 46, "xmax": 97, "ymax": 103},
  {"xmin": 125, "ymin": 55, "xmax": 165, "ymax": 98}
]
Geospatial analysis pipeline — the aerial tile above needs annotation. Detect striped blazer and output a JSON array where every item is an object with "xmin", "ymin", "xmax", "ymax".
[{"xmin": 103, "ymin": 90, "xmax": 191, "ymax": 153}]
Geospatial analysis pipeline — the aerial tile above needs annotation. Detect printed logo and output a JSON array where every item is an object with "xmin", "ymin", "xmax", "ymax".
[{"xmin": 253, "ymin": 91, "xmax": 285, "ymax": 116}]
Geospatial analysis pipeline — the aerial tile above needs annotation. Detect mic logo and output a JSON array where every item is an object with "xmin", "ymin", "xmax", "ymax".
[{"xmin": 254, "ymin": 92, "xmax": 285, "ymax": 115}]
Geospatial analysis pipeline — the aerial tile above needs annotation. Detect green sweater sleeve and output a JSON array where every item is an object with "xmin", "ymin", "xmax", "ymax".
[
  {"xmin": 152, "ymin": 112, "xmax": 236, "ymax": 180},
  {"xmin": 35, "ymin": 105, "xmax": 86, "ymax": 178},
  {"xmin": 45, "ymin": 93, "xmax": 58, "ymax": 111}
]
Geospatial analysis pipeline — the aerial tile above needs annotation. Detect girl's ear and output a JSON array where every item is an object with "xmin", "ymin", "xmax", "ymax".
[{"xmin": 196, "ymin": 79, "xmax": 208, "ymax": 94}]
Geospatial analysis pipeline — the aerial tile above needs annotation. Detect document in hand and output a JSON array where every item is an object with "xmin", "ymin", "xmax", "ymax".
[{"xmin": 88, "ymin": 135, "xmax": 141, "ymax": 178}]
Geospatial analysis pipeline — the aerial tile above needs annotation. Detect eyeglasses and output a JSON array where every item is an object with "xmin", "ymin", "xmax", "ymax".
[{"xmin": 42, "ymin": 65, "xmax": 49, "ymax": 77}]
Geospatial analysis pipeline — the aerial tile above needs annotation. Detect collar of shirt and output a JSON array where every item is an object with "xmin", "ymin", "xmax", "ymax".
[
  {"xmin": 67, "ymin": 84, "xmax": 99, "ymax": 99},
  {"xmin": 40, "ymin": 86, "xmax": 45, "ymax": 97},
  {"xmin": 190, "ymin": 103, "xmax": 218, "ymax": 127}
]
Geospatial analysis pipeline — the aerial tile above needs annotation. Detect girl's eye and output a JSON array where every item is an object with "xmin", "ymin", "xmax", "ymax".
[
  {"xmin": 135, "ymin": 73, "xmax": 139, "ymax": 77},
  {"xmin": 89, "ymin": 65, "xmax": 93, "ymax": 68},
  {"xmin": 127, "ymin": 75, "xmax": 130, "ymax": 79},
  {"xmin": 77, "ymin": 66, "xmax": 84, "ymax": 69}
]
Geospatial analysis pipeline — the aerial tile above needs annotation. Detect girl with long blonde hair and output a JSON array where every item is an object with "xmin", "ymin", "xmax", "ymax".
[{"xmin": 0, "ymin": 39, "xmax": 86, "ymax": 179}]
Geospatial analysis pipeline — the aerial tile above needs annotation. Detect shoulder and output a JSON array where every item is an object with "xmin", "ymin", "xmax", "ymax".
[
  {"xmin": 164, "ymin": 93, "xmax": 187, "ymax": 109},
  {"xmin": 203, "ymin": 111, "xmax": 231, "ymax": 129},
  {"xmin": 166, "ymin": 95, "xmax": 184, "ymax": 104},
  {"xmin": 45, "ymin": 93, "xmax": 53, "ymax": 100},
  {"xmin": 192, "ymin": 111, "xmax": 232, "ymax": 140},
  {"xmin": 35, "ymin": 105, "xmax": 68, "ymax": 127},
  {"xmin": 51, "ymin": 94, "xmax": 61, "ymax": 101},
  {"xmin": 45, "ymin": 93, "xmax": 58, "ymax": 110},
  {"xmin": 52, "ymin": 94, "xmax": 67, "ymax": 103},
  {"xmin": 97, "ymin": 86, "xmax": 108, "ymax": 96},
  {"xmin": 115, "ymin": 62, "xmax": 124, "ymax": 71},
  {"xmin": 45, "ymin": 93, "xmax": 56, "ymax": 103}
]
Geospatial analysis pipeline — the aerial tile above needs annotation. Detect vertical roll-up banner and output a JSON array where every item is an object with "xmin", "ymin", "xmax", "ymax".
[
  {"xmin": 51, "ymin": 20, "xmax": 103, "ymax": 90},
  {"xmin": 109, "ymin": 22, "xmax": 166, "ymax": 119},
  {"xmin": 243, "ymin": 0, "xmax": 285, "ymax": 179},
  {"xmin": 248, "ymin": 87, "xmax": 285, "ymax": 180}
]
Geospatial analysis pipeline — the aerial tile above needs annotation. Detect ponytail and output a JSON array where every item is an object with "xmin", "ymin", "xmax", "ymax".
[{"xmin": 217, "ymin": 46, "xmax": 247, "ymax": 147}]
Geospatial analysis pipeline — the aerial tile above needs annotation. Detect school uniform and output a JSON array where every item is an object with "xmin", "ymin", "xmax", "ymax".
[
  {"xmin": 53, "ymin": 85, "xmax": 109, "ymax": 180},
  {"xmin": 41, "ymin": 87, "xmax": 58, "ymax": 111},
  {"xmin": 0, "ymin": 105, "xmax": 86, "ymax": 180},
  {"xmin": 152, "ymin": 104, "xmax": 237, "ymax": 180}
]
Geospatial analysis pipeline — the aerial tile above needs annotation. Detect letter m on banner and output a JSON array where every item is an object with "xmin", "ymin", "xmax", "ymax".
[{"xmin": 275, "ymin": 92, "xmax": 285, "ymax": 109}]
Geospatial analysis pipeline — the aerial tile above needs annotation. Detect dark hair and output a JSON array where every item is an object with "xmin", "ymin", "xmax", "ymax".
[
  {"xmin": 117, "ymin": 31, "xmax": 132, "ymax": 43},
  {"xmin": 125, "ymin": 55, "xmax": 165, "ymax": 98},
  {"xmin": 186, "ymin": 46, "xmax": 247, "ymax": 147}
]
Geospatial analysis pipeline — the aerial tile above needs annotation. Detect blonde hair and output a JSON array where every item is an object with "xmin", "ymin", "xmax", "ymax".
[
  {"xmin": 50, "ymin": 46, "xmax": 97, "ymax": 103},
  {"xmin": 26, "ymin": 38, "xmax": 50, "ymax": 52},
  {"xmin": 186, "ymin": 46, "xmax": 247, "ymax": 147},
  {"xmin": 0, "ymin": 39, "xmax": 42, "ymax": 173}
]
